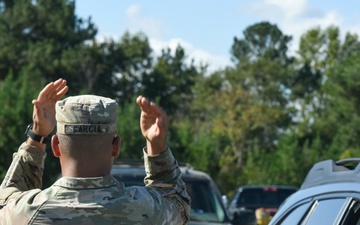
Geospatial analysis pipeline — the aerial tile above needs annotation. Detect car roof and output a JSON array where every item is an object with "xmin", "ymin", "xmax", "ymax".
[
  {"xmin": 280, "ymin": 158, "xmax": 360, "ymax": 203},
  {"xmin": 112, "ymin": 159, "xmax": 213, "ymax": 182},
  {"xmin": 300, "ymin": 158, "xmax": 360, "ymax": 189},
  {"xmin": 236, "ymin": 185, "xmax": 298, "ymax": 191},
  {"xmin": 270, "ymin": 158, "xmax": 360, "ymax": 224}
]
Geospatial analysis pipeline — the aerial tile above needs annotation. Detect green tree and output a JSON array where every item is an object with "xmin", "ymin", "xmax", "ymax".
[
  {"xmin": 60, "ymin": 31, "xmax": 153, "ymax": 101},
  {"xmin": 265, "ymin": 133, "xmax": 322, "ymax": 187},
  {"xmin": 322, "ymin": 54, "xmax": 360, "ymax": 156},
  {"xmin": 210, "ymin": 86, "xmax": 283, "ymax": 192},
  {"xmin": 292, "ymin": 26, "xmax": 360, "ymax": 153},
  {"xmin": 0, "ymin": 0, "xmax": 96, "ymax": 82},
  {"xmin": 97, "ymin": 32, "xmax": 153, "ymax": 105},
  {"xmin": 115, "ymin": 97, "xmax": 144, "ymax": 159},
  {"xmin": 231, "ymin": 21, "xmax": 293, "ymax": 65},
  {"xmin": 142, "ymin": 45, "xmax": 204, "ymax": 118},
  {"xmin": 168, "ymin": 118, "xmax": 218, "ymax": 173},
  {"xmin": 205, "ymin": 22, "xmax": 295, "ymax": 191},
  {"xmin": 0, "ymin": 71, "xmax": 46, "ymax": 181},
  {"xmin": 178, "ymin": 22, "xmax": 298, "ymax": 192}
]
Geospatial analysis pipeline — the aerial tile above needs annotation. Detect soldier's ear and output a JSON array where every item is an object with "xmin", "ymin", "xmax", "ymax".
[
  {"xmin": 112, "ymin": 136, "xmax": 120, "ymax": 158},
  {"xmin": 51, "ymin": 135, "xmax": 61, "ymax": 157}
]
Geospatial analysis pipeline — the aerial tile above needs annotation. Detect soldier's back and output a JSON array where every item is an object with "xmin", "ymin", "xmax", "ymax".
[{"xmin": 7, "ymin": 176, "xmax": 184, "ymax": 225}]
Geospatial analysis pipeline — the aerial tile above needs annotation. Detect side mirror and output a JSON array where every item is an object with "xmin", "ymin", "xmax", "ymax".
[{"xmin": 232, "ymin": 209, "xmax": 257, "ymax": 225}]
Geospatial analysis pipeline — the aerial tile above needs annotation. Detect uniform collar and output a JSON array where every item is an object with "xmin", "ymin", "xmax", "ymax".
[{"xmin": 53, "ymin": 175, "xmax": 119, "ymax": 189}]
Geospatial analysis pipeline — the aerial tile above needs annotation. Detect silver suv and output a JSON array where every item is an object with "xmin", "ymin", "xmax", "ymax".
[
  {"xmin": 111, "ymin": 160, "xmax": 256, "ymax": 225},
  {"xmin": 269, "ymin": 158, "xmax": 360, "ymax": 225}
]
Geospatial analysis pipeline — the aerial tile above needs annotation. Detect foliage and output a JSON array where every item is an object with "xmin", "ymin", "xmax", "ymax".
[
  {"xmin": 0, "ymin": 0, "xmax": 97, "ymax": 82},
  {"xmin": 0, "ymin": 71, "xmax": 43, "ymax": 178},
  {"xmin": 231, "ymin": 21, "xmax": 293, "ymax": 65},
  {"xmin": 142, "ymin": 45, "xmax": 203, "ymax": 118},
  {"xmin": 200, "ymin": 22, "xmax": 296, "ymax": 192},
  {"xmin": 322, "ymin": 54, "xmax": 360, "ymax": 155},
  {"xmin": 103, "ymin": 32, "xmax": 153, "ymax": 105},
  {"xmin": 115, "ymin": 97, "xmax": 144, "ymax": 159},
  {"xmin": 169, "ymin": 118, "xmax": 219, "ymax": 173}
]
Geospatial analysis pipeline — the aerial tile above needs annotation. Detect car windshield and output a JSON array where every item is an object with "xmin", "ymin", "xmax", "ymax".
[
  {"xmin": 237, "ymin": 187, "xmax": 297, "ymax": 208},
  {"xmin": 186, "ymin": 181, "xmax": 225, "ymax": 222},
  {"xmin": 112, "ymin": 173, "xmax": 226, "ymax": 223}
]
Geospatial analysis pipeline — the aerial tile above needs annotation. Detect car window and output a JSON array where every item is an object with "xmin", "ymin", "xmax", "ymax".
[
  {"xmin": 277, "ymin": 202, "xmax": 311, "ymax": 225},
  {"xmin": 274, "ymin": 198, "xmax": 347, "ymax": 225},
  {"xmin": 339, "ymin": 199, "xmax": 360, "ymax": 225},
  {"xmin": 304, "ymin": 198, "xmax": 347, "ymax": 225},
  {"xmin": 236, "ymin": 187, "xmax": 297, "ymax": 208},
  {"xmin": 186, "ymin": 181, "xmax": 225, "ymax": 222}
]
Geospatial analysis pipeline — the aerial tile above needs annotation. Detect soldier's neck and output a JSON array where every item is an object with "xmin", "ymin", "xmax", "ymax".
[{"xmin": 60, "ymin": 157, "xmax": 112, "ymax": 178}]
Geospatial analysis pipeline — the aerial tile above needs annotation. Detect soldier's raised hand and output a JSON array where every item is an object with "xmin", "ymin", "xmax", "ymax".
[
  {"xmin": 31, "ymin": 79, "xmax": 68, "ymax": 138},
  {"xmin": 136, "ymin": 96, "xmax": 168, "ymax": 155}
]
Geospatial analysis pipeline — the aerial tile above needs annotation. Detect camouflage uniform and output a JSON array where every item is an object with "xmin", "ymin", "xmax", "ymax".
[{"xmin": 0, "ymin": 95, "xmax": 190, "ymax": 225}]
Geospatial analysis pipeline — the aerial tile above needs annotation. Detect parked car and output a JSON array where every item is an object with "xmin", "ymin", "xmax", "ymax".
[
  {"xmin": 228, "ymin": 185, "xmax": 298, "ymax": 225},
  {"xmin": 111, "ymin": 160, "xmax": 257, "ymax": 225},
  {"xmin": 269, "ymin": 158, "xmax": 360, "ymax": 225}
]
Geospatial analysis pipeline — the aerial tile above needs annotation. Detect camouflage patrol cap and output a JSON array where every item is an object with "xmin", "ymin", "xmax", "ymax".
[{"xmin": 56, "ymin": 95, "xmax": 118, "ymax": 135}]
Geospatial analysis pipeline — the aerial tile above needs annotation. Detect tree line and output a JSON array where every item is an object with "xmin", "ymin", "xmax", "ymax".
[{"xmin": 1, "ymin": 0, "xmax": 360, "ymax": 197}]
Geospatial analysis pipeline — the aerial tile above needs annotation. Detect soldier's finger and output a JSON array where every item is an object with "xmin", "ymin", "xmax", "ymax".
[
  {"xmin": 137, "ymin": 96, "xmax": 151, "ymax": 112},
  {"xmin": 49, "ymin": 79, "xmax": 67, "ymax": 101},
  {"xmin": 55, "ymin": 85, "xmax": 68, "ymax": 101},
  {"xmin": 37, "ymin": 82, "xmax": 55, "ymax": 100}
]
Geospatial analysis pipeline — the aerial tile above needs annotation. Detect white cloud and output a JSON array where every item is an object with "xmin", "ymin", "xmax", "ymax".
[
  {"xmin": 123, "ymin": 5, "xmax": 230, "ymax": 74},
  {"xmin": 247, "ymin": 0, "xmax": 324, "ymax": 20},
  {"xmin": 264, "ymin": 0, "xmax": 307, "ymax": 19},
  {"xmin": 191, "ymin": 48, "xmax": 231, "ymax": 73},
  {"xmin": 243, "ymin": 0, "xmax": 346, "ymax": 55},
  {"xmin": 149, "ymin": 38, "xmax": 231, "ymax": 74},
  {"xmin": 125, "ymin": 4, "xmax": 165, "ymax": 38},
  {"xmin": 125, "ymin": 4, "xmax": 141, "ymax": 17}
]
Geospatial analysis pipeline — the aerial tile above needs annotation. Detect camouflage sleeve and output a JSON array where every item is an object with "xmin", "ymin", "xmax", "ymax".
[
  {"xmin": 0, "ymin": 142, "xmax": 46, "ymax": 202},
  {"xmin": 143, "ymin": 147, "xmax": 191, "ymax": 224}
]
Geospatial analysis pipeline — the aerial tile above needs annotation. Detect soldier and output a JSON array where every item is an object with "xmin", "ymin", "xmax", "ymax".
[{"xmin": 0, "ymin": 78, "xmax": 190, "ymax": 224}]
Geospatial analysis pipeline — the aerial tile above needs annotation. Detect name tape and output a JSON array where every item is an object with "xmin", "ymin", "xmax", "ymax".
[{"xmin": 64, "ymin": 124, "xmax": 109, "ymax": 134}]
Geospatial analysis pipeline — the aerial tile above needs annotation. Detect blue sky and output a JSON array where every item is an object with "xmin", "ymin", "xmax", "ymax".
[{"xmin": 75, "ymin": 0, "xmax": 360, "ymax": 73}]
